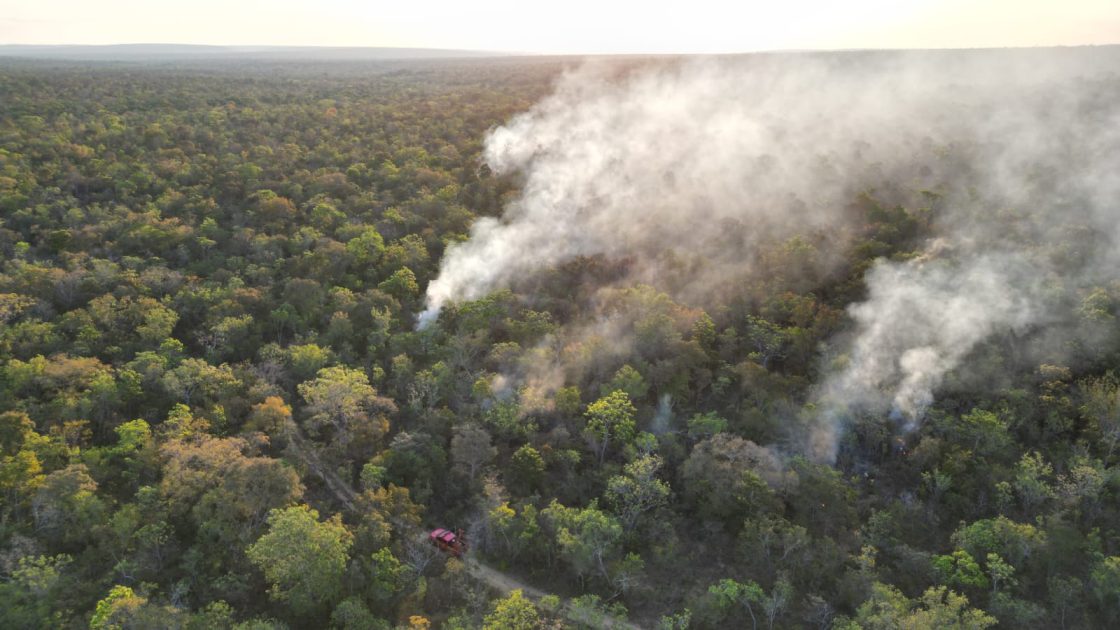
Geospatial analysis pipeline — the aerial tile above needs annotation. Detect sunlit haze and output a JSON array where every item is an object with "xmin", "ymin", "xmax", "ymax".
[{"xmin": 2, "ymin": 0, "xmax": 1118, "ymax": 53}]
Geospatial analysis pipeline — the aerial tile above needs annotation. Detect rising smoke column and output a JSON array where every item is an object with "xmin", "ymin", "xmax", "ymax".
[
  {"xmin": 419, "ymin": 50, "xmax": 1120, "ymax": 463},
  {"xmin": 807, "ymin": 253, "xmax": 1046, "ymax": 462},
  {"xmin": 807, "ymin": 55, "xmax": 1120, "ymax": 461},
  {"xmin": 837, "ymin": 255, "xmax": 1041, "ymax": 416},
  {"xmin": 417, "ymin": 56, "xmax": 933, "ymax": 328}
]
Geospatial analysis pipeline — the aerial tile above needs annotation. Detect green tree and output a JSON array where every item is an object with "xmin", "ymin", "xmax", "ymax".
[
  {"xmin": 377, "ymin": 267, "xmax": 419, "ymax": 302},
  {"xmin": 160, "ymin": 358, "xmax": 238, "ymax": 406},
  {"xmin": 600, "ymin": 364, "xmax": 649, "ymax": 400},
  {"xmin": 1012, "ymin": 451, "xmax": 1054, "ymax": 513},
  {"xmin": 508, "ymin": 444, "xmax": 545, "ymax": 496},
  {"xmin": 1079, "ymin": 374, "xmax": 1120, "ymax": 460},
  {"xmin": 709, "ymin": 578, "xmax": 766, "ymax": 630},
  {"xmin": 89, "ymin": 584, "xmax": 178, "ymax": 629},
  {"xmin": 681, "ymin": 434, "xmax": 782, "ymax": 526},
  {"xmin": 298, "ymin": 366, "xmax": 394, "ymax": 445},
  {"xmin": 951, "ymin": 516, "xmax": 1045, "ymax": 569},
  {"xmin": 584, "ymin": 390, "xmax": 637, "ymax": 464},
  {"xmin": 541, "ymin": 500, "xmax": 623, "ymax": 580},
  {"xmin": 933, "ymin": 549, "xmax": 989, "ymax": 591},
  {"xmin": 686, "ymin": 411, "xmax": 728, "ymax": 441},
  {"xmin": 483, "ymin": 589, "xmax": 540, "ymax": 630},
  {"xmin": 605, "ymin": 454, "xmax": 670, "ymax": 532},
  {"xmin": 286, "ymin": 343, "xmax": 334, "ymax": 383},
  {"xmin": 32, "ymin": 464, "xmax": 106, "ymax": 546},
  {"xmin": 1090, "ymin": 556, "xmax": 1120, "ymax": 624},
  {"xmin": 346, "ymin": 227, "xmax": 386, "ymax": 266},
  {"xmin": 450, "ymin": 423, "xmax": 496, "ymax": 482},
  {"xmin": 89, "ymin": 585, "xmax": 142, "ymax": 629},
  {"xmin": 331, "ymin": 596, "xmax": 389, "ymax": 630},
  {"xmin": 985, "ymin": 553, "xmax": 1016, "ymax": 593},
  {"xmin": 838, "ymin": 583, "xmax": 996, "ymax": 629},
  {"xmin": 567, "ymin": 593, "xmax": 629, "ymax": 627},
  {"xmin": 247, "ymin": 505, "xmax": 353, "ymax": 617},
  {"xmin": 0, "ymin": 554, "xmax": 72, "ymax": 628}
]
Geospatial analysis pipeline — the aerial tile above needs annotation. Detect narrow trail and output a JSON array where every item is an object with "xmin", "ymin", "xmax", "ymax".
[
  {"xmin": 465, "ymin": 558, "xmax": 643, "ymax": 630},
  {"xmin": 285, "ymin": 428, "xmax": 357, "ymax": 510},
  {"xmin": 284, "ymin": 429, "xmax": 642, "ymax": 629},
  {"xmin": 464, "ymin": 558, "xmax": 548, "ymax": 600}
]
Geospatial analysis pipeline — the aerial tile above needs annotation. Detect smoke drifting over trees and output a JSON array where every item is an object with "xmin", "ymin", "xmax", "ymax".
[{"xmin": 422, "ymin": 49, "xmax": 1120, "ymax": 460}]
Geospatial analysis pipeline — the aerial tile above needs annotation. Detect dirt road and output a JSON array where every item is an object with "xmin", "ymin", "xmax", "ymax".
[
  {"xmin": 464, "ymin": 559, "xmax": 548, "ymax": 600},
  {"xmin": 285, "ymin": 430, "xmax": 642, "ymax": 629},
  {"xmin": 464, "ymin": 559, "xmax": 643, "ymax": 630}
]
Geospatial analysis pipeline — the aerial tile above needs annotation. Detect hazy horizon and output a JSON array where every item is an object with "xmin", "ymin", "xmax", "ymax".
[
  {"xmin": 3, "ymin": 42, "xmax": 1119, "ymax": 64},
  {"xmin": 2, "ymin": 0, "xmax": 1118, "ymax": 55},
  {"xmin": 0, "ymin": 43, "xmax": 518, "ymax": 61}
]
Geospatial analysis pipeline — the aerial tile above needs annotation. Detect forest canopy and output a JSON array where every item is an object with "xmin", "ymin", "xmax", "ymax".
[{"xmin": 1, "ymin": 50, "xmax": 1120, "ymax": 629}]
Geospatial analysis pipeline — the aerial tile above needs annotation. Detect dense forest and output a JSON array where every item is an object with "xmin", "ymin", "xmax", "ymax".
[{"xmin": 1, "ymin": 52, "xmax": 1119, "ymax": 629}]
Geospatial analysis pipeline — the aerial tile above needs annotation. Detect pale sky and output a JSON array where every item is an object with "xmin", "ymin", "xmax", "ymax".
[{"xmin": 1, "ymin": 0, "xmax": 1117, "ymax": 54}]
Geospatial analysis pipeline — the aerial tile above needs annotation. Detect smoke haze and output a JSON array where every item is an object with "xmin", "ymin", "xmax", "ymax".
[{"xmin": 421, "ymin": 48, "xmax": 1120, "ymax": 461}]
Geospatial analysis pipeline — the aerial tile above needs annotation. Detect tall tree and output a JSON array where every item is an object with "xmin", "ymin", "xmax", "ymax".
[
  {"xmin": 482, "ymin": 589, "xmax": 541, "ymax": 630},
  {"xmin": 297, "ymin": 366, "xmax": 394, "ymax": 445},
  {"xmin": 584, "ymin": 390, "xmax": 637, "ymax": 465},
  {"xmin": 247, "ymin": 505, "xmax": 353, "ymax": 617},
  {"xmin": 450, "ymin": 423, "xmax": 496, "ymax": 482}
]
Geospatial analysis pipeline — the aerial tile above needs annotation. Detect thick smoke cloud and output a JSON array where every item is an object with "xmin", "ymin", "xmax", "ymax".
[
  {"xmin": 419, "ymin": 54, "xmax": 933, "ymax": 326},
  {"xmin": 421, "ymin": 49, "xmax": 1120, "ymax": 462}
]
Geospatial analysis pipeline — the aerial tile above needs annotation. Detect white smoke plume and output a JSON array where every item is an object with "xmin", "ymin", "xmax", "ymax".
[
  {"xmin": 419, "ymin": 54, "xmax": 933, "ymax": 326},
  {"xmin": 420, "ymin": 49, "xmax": 1120, "ymax": 462},
  {"xmin": 808, "ymin": 51, "xmax": 1120, "ymax": 460},
  {"xmin": 809, "ymin": 253, "xmax": 1045, "ymax": 464}
]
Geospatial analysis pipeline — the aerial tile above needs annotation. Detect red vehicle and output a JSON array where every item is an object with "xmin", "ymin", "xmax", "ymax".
[{"xmin": 429, "ymin": 527, "xmax": 467, "ymax": 557}]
